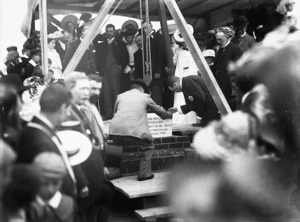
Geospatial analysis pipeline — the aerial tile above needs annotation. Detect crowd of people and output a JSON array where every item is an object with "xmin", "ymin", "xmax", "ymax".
[{"xmin": 0, "ymin": 0, "xmax": 300, "ymax": 221}]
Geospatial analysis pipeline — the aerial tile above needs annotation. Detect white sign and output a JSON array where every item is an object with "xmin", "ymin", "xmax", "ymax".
[{"xmin": 147, "ymin": 113, "xmax": 172, "ymax": 138}]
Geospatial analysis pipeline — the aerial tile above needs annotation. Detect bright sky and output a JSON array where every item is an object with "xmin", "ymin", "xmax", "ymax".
[{"xmin": 0, "ymin": 1, "xmax": 175, "ymax": 62}]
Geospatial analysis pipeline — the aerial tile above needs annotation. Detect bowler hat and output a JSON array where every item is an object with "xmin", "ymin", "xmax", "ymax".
[{"xmin": 131, "ymin": 79, "xmax": 150, "ymax": 94}]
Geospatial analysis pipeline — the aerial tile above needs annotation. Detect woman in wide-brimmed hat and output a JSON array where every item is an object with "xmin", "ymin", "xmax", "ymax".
[
  {"xmin": 61, "ymin": 15, "xmax": 78, "ymax": 43},
  {"xmin": 47, "ymin": 31, "xmax": 64, "ymax": 79}
]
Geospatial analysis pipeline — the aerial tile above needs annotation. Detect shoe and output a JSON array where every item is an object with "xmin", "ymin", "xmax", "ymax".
[{"xmin": 138, "ymin": 174, "xmax": 154, "ymax": 181}]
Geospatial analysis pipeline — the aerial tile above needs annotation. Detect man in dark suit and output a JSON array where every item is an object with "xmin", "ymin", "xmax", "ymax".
[
  {"xmin": 168, "ymin": 75, "xmax": 220, "ymax": 127},
  {"xmin": 135, "ymin": 21, "xmax": 166, "ymax": 106},
  {"xmin": 64, "ymin": 71, "xmax": 112, "ymax": 222},
  {"xmin": 63, "ymin": 24, "xmax": 96, "ymax": 75},
  {"xmin": 16, "ymin": 84, "xmax": 84, "ymax": 198},
  {"xmin": 23, "ymin": 49, "xmax": 41, "ymax": 81},
  {"xmin": 213, "ymin": 27, "xmax": 242, "ymax": 103},
  {"xmin": 93, "ymin": 24, "xmax": 129, "ymax": 120}
]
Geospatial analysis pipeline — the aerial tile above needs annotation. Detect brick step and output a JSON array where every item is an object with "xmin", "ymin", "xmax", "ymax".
[
  {"xmin": 121, "ymin": 152, "xmax": 185, "ymax": 175},
  {"xmin": 122, "ymin": 136, "xmax": 191, "ymax": 153}
]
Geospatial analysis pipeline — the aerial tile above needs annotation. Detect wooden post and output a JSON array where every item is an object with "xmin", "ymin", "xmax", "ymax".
[
  {"xmin": 62, "ymin": 0, "xmax": 116, "ymax": 77},
  {"xmin": 39, "ymin": 0, "xmax": 49, "ymax": 80},
  {"xmin": 157, "ymin": 0, "xmax": 175, "ymax": 76},
  {"xmin": 163, "ymin": 0, "xmax": 232, "ymax": 116}
]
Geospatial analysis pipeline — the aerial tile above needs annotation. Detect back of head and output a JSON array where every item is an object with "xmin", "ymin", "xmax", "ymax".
[
  {"xmin": 40, "ymin": 84, "xmax": 72, "ymax": 113},
  {"xmin": 33, "ymin": 152, "xmax": 67, "ymax": 179},
  {"xmin": 167, "ymin": 76, "xmax": 180, "ymax": 88},
  {"xmin": 64, "ymin": 71, "xmax": 87, "ymax": 90}
]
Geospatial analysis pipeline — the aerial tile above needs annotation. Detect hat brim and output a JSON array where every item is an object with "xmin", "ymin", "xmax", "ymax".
[
  {"xmin": 173, "ymin": 24, "xmax": 194, "ymax": 43},
  {"xmin": 122, "ymin": 20, "xmax": 138, "ymax": 31},
  {"xmin": 57, "ymin": 130, "xmax": 92, "ymax": 166},
  {"xmin": 61, "ymin": 15, "xmax": 78, "ymax": 30}
]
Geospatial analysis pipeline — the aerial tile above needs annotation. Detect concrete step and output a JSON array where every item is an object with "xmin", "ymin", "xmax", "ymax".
[
  {"xmin": 110, "ymin": 171, "xmax": 169, "ymax": 199},
  {"xmin": 135, "ymin": 206, "xmax": 173, "ymax": 221}
]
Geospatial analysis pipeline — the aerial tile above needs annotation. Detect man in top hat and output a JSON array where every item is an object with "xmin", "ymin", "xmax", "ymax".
[
  {"xmin": 168, "ymin": 75, "xmax": 220, "ymax": 127},
  {"xmin": 63, "ymin": 23, "xmax": 96, "ymax": 75},
  {"xmin": 23, "ymin": 49, "xmax": 41, "ymax": 81},
  {"xmin": 17, "ymin": 84, "xmax": 87, "ymax": 199},
  {"xmin": 231, "ymin": 16, "xmax": 256, "ymax": 53},
  {"xmin": 28, "ymin": 152, "xmax": 77, "ymax": 222},
  {"xmin": 64, "ymin": 71, "xmax": 112, "ymax": 222},
  {"xmin": 213, "ymin": 27, "xmax": 242, "ymax": 105},
  {"xmin": 109, "ymin": 79, "xmax": 173, "ymax": 181},
  {"xmin": 93, "ymin": 24, "xmax": 129, "ymax": 120}
]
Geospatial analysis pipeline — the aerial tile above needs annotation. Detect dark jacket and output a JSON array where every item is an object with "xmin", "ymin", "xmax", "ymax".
[
  {"xmin": 24, "ymin": 61, "xmax": 36, "ymax": 81},
  {"xmin": 93, "ymin": 34, "xmax": 128, "ymax": 74},
  {"xmin": 67, "ymin": 104, "xmax": 105, "ymax": 210},
  {"xmin": 134, "ymin": 32, "xmax": 166, "ymax": 79},
  {"xmin": 63, "ymin": 39, "xmax": 96, "ymax": 75},
  {"xmin": 181, "ymin": 75, "xmax": 219, "ymax": 126},
  {"xmin": 16, "ymin": 116, "xmax": 86, "ymax": 198},
  {"xmin": 213, "ymin": 42, "xmax": 242, "ymax": 98}
]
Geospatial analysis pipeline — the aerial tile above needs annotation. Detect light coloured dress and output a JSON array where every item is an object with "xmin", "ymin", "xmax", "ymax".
[
  {"xmin": 172, "ymin": 47, "xmax": 198, "ymax": 124},
  {"xmin": 48, "ymin": 48, "xmax": 63, "ymax": 79}
]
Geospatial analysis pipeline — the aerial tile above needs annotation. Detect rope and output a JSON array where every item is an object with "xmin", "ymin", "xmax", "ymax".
[
  {"xmin": 139, "ymin": 0, "xmax": 145, "ymax": 79},
  {"xmin": 145, "ymin": 0, "xmax": 152, "ymax": 79}
]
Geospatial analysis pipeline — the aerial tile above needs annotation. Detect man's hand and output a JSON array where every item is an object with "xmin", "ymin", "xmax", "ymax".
[
  {"xmin": 80, "ymin": 186, "xmax": 89, "ymax": 198},
  {"xmin": 154, "ymin": 73, "xmax": 161, "ymax": 79},
  {"xmin": 168, "ymin": 107, "xmax": 178, "ymax": 113}
]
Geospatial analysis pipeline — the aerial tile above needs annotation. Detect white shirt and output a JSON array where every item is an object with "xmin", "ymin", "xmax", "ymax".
[{"xmin": 36, "ymin": 191, "xmax": 62, "ymax": 209}]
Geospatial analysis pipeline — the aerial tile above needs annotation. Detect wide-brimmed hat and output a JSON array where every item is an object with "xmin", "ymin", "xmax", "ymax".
[
  {"xmin": 57, "ymin": 130, "xmax": 92, "ymax": 166},
  {"xmin": 61, "ymin": 15, "xmax": 78, "ymax": 30},
  {"xmin": 174, "ymin": 24, "xmax": 194, "ymax": 43},
  {"xmin": 48, "ymin": 31, "xmax": 64, "ymax": 39},
  {"xmin": 131, "ymin": 79, "xmax": 150, "ymax": 94},
  {"xmin": 122, "ymin": 20, "xmax": 138, "ymax": 32}
]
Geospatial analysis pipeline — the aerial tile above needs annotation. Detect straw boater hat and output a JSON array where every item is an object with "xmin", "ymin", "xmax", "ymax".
[
  {"xmin": 202, "ymin": 49, "xmax": 215, "ymax": 58},
  {"xmin": 168, "ymin": 23, "xmax": 177, "ymax": 35},
  {"xmin": 173, "ymin": 24, "xmax": 194, "ymax": 43},
  {"xmin": 61, "ymin": 15, "xmax": 78, "ymax": 30},
  {"xmin": 57, "ymin": 130, "xmax": 92, "ymax": 166},
  {"xmin": 48, "ymin": 31, "xmax": 64, "ymax": 39}
]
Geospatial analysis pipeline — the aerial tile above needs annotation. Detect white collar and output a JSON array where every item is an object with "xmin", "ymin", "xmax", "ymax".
[
  {"xmin": 107, "ymin": 37, "xmax": 115, "ymax": 43},
  {"xmin": 223, "ymin": 40, "xmax": 230, "ymax": 49},
  {"xmin": 36, "ymin": 191, "xmax": 62, "ymax": 209},
  {"xmin": 36, "ymin": 114, "xmax": 55, "ymax": 130},
  {"xmin": 240, "ymin": 32, "xmax": 247, "ymax": 38},
  {"xmin": 29, "ymin": 59, "xmax": 37, "ymax": 66},
  {"xmin": 22, "ymin": 54, "xmax": 29, "ymax": 58}
]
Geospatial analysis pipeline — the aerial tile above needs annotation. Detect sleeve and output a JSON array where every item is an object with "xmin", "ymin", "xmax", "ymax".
[{"xmin": 147, "ymin": 96, "xmax": 172, "ymax": 119}]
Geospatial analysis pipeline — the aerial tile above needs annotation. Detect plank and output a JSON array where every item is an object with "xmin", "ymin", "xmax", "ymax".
[
  {"xmin": 163, "ymin": 0, "xmax": 232, "ymax": 116},
  {"xmin": 135, "ymin": 206, "xmax": 173, "ymax": 221},
  {"xmin": 110, "ymin": 172, "xmax": 169, "ymax": 198},
  {"xmin": 39, "ymin": 0, "xmax": 49, "ymax": 80}
]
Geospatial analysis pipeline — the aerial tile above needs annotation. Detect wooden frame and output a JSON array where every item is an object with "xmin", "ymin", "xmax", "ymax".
[
  {"xmin": 163, "ymin": 0, "xmax": 231, "ymax": 115},
  {"xmin": 41, "ymin": 0, "xmax": 230, "ymax": 115}
]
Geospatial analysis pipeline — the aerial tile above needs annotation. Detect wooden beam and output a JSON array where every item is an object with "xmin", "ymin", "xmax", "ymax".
[
  {"xmin": 182, "ymin": 0, "xmax": 210, "ymax": 12},
  {"xmin": 39, "ymin": 0, "xmax": 49, "ymax": 81},
  {"xmin": 126, "ymin": 1, "xmax": 140, "ymax": 10},
  {"xmin": 62, "ymin": 0, "xmax": 116, "ymax": 76},
  {"xmin": 158, "ymin": 0, "xmax": 174, "ymax": 76},
  {"xmin": 163, "ymin": 0, "xmax": 232, "ymax": 116}
]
